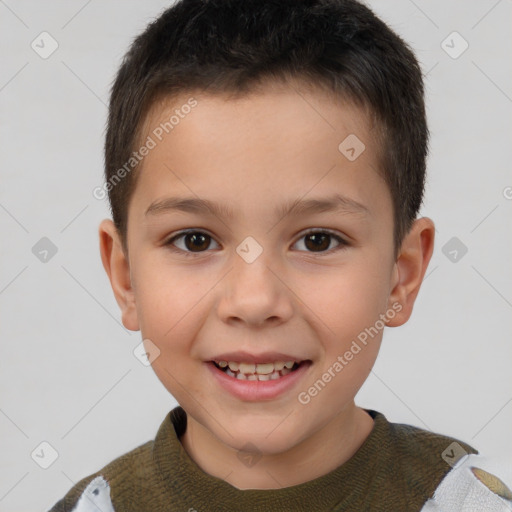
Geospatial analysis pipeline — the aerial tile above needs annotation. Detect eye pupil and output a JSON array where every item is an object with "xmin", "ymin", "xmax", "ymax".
[
  {"xmin": 305, "ymin": 233, "xmax": 330, "ymax": 251},
  {"xmin": 186, "ymin": 232, "xmax": 210, "ymax": 251}
]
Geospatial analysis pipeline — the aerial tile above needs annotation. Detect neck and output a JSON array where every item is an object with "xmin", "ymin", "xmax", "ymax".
[{"xmin": 179, "ymin": 403, "xmax": 374, "ymax": 490}]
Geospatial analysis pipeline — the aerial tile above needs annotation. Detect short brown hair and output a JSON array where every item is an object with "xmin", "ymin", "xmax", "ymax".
[{"xmin": 104, "ymin": 0, "xmax": 428, "ymax": 258}]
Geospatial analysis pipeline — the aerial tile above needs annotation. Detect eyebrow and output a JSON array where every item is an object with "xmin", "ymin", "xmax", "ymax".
[{"xmin": 145, "ymin": 193, "xmax": 370, "ymax": 220}]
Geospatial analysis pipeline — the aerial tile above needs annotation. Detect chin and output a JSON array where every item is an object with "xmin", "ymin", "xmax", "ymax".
[{"xmin": 216, "ymin": 419, "xmax": 304, "ymax": 456}]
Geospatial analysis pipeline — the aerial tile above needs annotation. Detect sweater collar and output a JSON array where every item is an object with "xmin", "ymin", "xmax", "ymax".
[
  {"xmin": 153, "ymin": 405, "xmax": 386, "ymax": 511},
  {"xmin": 152, "ymin": 405, "xmax": 478, "ymax": 511}
]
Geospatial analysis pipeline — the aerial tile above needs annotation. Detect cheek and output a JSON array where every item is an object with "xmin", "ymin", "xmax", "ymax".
[
  {"xmin": 135, "ymin": 269, "xmax": 209, "ymax": 401},
  {"xmin": 133, "ymin": 256, "xmax": 212, "ymax": 339},
  {"xmin": 297, "ymin": 271, "xmax": 385, "ymax": 409},
  {"xmin": 132, "ymin": 271, "xmax": 207, "ymax": 399},
  {"xmin": 297, "ymin": 260, "xmax": 389, "ymax": 340},
  {"xmin": 294, "ymin": 259, "xmax": 388, "ymax": 395}
]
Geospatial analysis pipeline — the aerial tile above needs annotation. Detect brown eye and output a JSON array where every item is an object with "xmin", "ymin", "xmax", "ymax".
[
  {"xmin": 304, "ymin": 233, "xmax": 330, "ymax": 252},
  {"xmin": 183, "ymin": 232, "xmax": 210, "ymax": 252},
  {"xmin": 293, "ymin": 230, "xmax": 347, "ymax": 254},
  {"xmin": 166, "ymin": 230, "xmax": 220, "ymax": 255}
]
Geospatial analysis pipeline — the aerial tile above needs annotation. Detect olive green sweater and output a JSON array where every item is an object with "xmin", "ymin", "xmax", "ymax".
[{"xmin": 48, "ymin": 407, "xmax": 479, "ymax": 511}]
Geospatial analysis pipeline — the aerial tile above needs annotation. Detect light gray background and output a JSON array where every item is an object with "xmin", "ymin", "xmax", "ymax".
[{"xmin": 1, "ymin": 1, "xmax": 511, "ymax": 510}]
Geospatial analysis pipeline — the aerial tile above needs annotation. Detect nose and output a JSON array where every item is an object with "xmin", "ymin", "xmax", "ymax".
[{"xmin": 216, "ymin": 247, "xmax": 294, "ymax": 328}]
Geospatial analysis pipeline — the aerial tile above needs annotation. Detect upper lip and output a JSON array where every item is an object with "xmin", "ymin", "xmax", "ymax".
[{"xmin": 209, "ymin": 351, "xmax": 308, "ymax": 364}]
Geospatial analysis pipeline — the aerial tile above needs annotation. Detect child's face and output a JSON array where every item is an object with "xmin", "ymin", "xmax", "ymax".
[{"xmin": 116, "ymin": 82, "xmax": 402, "ymax": 453}]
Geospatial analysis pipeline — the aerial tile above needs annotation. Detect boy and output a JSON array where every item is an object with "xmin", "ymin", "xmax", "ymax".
[{"xmin": 49, "ymin": 0, "xmax": 512, "ymax": 510}]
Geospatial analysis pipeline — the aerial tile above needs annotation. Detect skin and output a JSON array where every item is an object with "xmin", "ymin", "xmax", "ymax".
[{"xmin": 99, "ymin": 79, "xmax": 435, "ymax": 490}]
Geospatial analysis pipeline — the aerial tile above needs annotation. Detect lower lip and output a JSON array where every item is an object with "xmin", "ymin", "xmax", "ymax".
[{"xmin": 206, "ymin": 361, "xmax": 311, "ymax": 401}]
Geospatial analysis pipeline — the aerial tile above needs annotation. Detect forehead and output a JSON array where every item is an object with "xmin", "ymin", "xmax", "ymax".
[{"xmin": 132, "ymin": 82, "xmax": 390, "ymax": 224}]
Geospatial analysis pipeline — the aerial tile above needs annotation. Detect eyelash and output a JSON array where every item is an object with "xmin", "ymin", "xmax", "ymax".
[{"xmin": 163, "ymin": 229, "xmax": 349, "ymax": 258}]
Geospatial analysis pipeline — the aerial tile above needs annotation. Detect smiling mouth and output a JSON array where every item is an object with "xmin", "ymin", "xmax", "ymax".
[{"xmin": 211, "ymin": 360, "xmax": 307, "ymax": 381}]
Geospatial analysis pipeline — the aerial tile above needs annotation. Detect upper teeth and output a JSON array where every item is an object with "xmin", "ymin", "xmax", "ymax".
[{"xmin": 217, "ymin": 361, "xmax": 296, "ymax": 374}]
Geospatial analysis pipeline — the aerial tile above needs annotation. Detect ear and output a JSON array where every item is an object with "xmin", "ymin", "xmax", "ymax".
[
  {"xmin": 386, "ymin": 217, "xmax": 435, "ymax": 327},
  {"xmin": 98, "ymin": 219, "xmax": 140, "ymax": 331}
]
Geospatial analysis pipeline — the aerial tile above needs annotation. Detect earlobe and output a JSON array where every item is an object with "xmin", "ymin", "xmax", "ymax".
[
  {"xmin": 98, "ymin": 219, "xmax": 140, "ymax": 331},
  {"xmin": 386, "ymin": 217, "xmax": 435, "ymax": 327}
]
